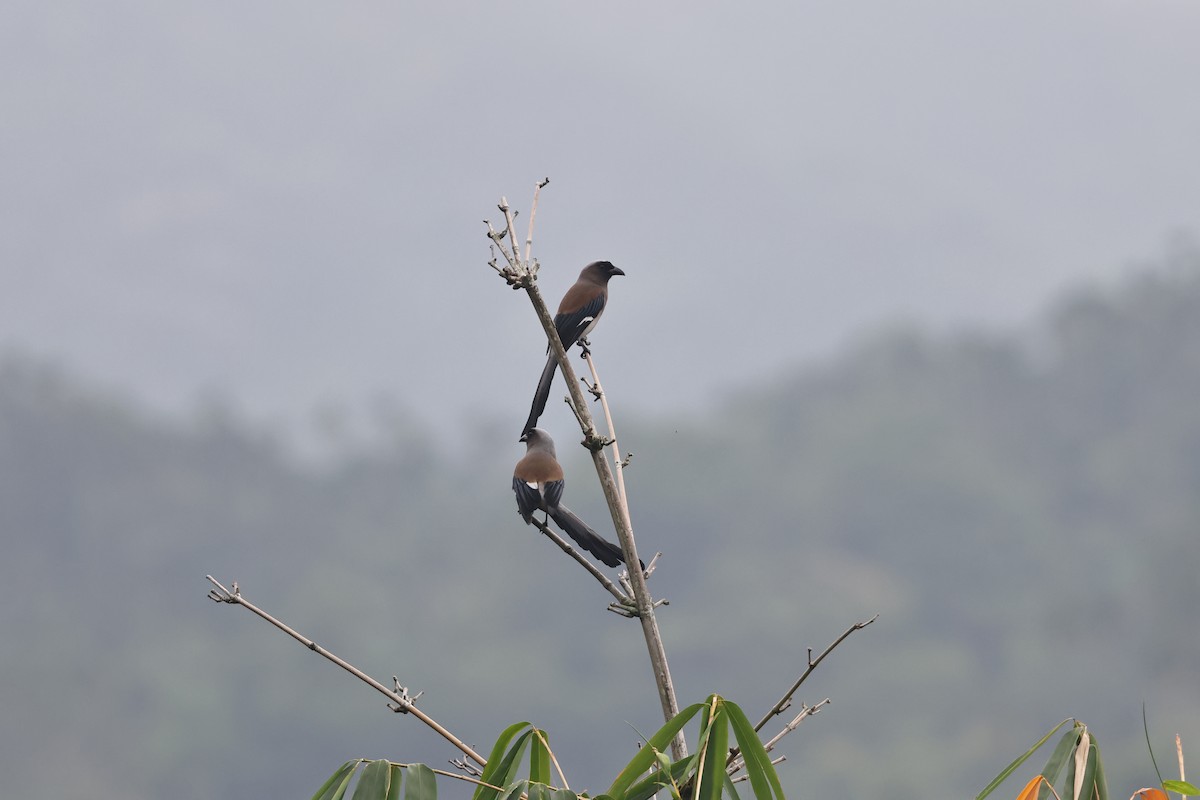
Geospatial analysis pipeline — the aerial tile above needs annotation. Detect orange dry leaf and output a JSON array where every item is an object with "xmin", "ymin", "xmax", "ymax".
[
  {"xmin": 1131, "ymin": 790, "xmax": 1168, "ymax": 800},
  {"xmin": 1017, "ymin": 775, "xmax": 1046, "ymax": 800}
]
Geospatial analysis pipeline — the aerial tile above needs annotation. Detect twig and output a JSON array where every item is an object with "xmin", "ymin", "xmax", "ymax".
[
  {"xmin": 368, "ymin": 760, "xmax": 502, "ymax": 792},
  {"xmin": 727, "ymin": 699, "xmax": 830, "ymax": 777},
  {"xmin": 762, "ymin": 698, "xmax": 830, "ymax": 753},
  {"xmin": 723, "ymin": 615, "xmax": 876, "ymax": 771},
  {"xmin": 581, "ymin": 351, "xmax": 629, "ymax": 507},
  {"xmin": 205, "ymin": 576, "xmax": 487, "ymax": 769},
  {"xmin": 754, "ymin": 615, "xmax": 877, "ymax": 733},
  {"xmin": 527, "ymin": 514, "xmax": 633, "ymax": 607},
  {"xmin": 500, "ymin": 198, "xmax": 521, "ymax": 267},
  {"xmin": 731, "ymin": 756, "xmax": 786, "ymax": 784},
  {"xmin": 484, "ymin": 217, "xmax": 518, "ymax": 272},
  {"xmin": 523, "ymin": 178, "xmax": 550, "ymax": 265}
]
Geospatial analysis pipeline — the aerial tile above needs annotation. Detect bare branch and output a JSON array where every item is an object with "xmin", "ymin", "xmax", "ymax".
[
  {"xmin": 377, "ymin": 760, "xmax": 502, "ymax": 791},
  {"xmin": 500, "ymin": 197, "xmax": 521, "ymax": 267},
  {"xmin": 762, "ymin": 698, "xmax": 830, "ymax": 753},
  {"xmin": 526, "ymin": 514, "xmax": 632, "ymax": 606},
  {"xmin": 753, "ymin": 615, "xmax": 877, "ymax": 733},
  {"xmin": 484, "ymin": 218, "xmax": 518, "ymax": 272},
  {"xmin": 731, "ymin": 756, "xmax": 787, "ymax": 784},
  {"xmin": 523, "ymin": 178, "xmax": 550, "ymax": 265},
  {"xmin": 728, "ymin": 698, "xmax": 831, "ymax": 777},
  {"xmin": 205, "ymin": 576, "xmax": 487, "ymax": 769},
  {"xmin": 581, "ymin": 350, "xmax": 628, "ymax": 507}
]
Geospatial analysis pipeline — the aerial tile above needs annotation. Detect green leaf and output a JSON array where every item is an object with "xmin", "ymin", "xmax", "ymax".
[
  {"xmin": 722, "ymin": 768, "xmax": 744, "ymax": 800},
  {"xmin": 526, "ymin": 782, "xmax": 550, "ymax": 800},
  {"xmin": 530, "ymin": 730, "xmax": 551, "ymax": 785},
  {"xmin": 1041, "ymin": 725, "xmax": 1082, "ymax": 795},
  {"xmin": 725, "ymin": 700, "xmax": 785, "ymax": 800},
  {"xmin": 313, "ymin": 761, "xmax": 362, "ymax": 800},
  {"xmin": 1092, "ymin": 739, "xmax": 1109, "ymax": 800},
  {"xmin": 489, "ymin": 731, "xmax": 536, "ymax": 798},
  {"xmin": 353, "ymin": 760, "xmax": 393, "ymax": 800},
  {"xmin": 1163, "ymin": 780, "xmax": 1200, "ymax": 794},
  {"xmin": 475, "ymin": 724, "xmax": 533, "ymax": 800},
  {"xmin": 386, "ymin": 764, "xmax": 404, "ymax": 800},
  {"xmin": 406, "ymin": 764, "xmax": 437, "ymax": 800},
  {"xmin": 696, "ymin": 699, "xmax": 729, "ymax": 800},
  {"xmin": 625, "ymin": 755, "xmax": 697, "ymax": 800},
  {"xmin": 975, "ymin": 718, "xmax": 1073, "ymax": 800},
  {"xmin": 498, "ymin": 779, "xmax": 529, "ymax": 800},
  {"xmin": 608, "ymin": 703, "xmax": 705, "ymax": 798},
  {"xmin": 550, "ymin": 789, "xmax": 577, "ymax": 800}
]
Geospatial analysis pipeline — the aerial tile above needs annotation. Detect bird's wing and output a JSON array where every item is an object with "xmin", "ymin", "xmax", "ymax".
[
  {"xmin": 553, "ymin": 292, "xmax": 607, "ymax": 349},
  {"xmin": 512, "ymin": 475, "xmax": 544, "ymax": 520}
]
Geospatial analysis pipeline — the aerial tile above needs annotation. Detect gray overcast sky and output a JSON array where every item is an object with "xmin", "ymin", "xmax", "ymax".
[{"xmin": 4, "ymin": 1, "xmax": 1199, "ymax": 444}]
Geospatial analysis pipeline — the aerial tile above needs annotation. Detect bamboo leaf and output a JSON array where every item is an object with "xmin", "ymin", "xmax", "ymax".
[
  {"xmin": 386, "ymin": 764, "xmax": 404, "ymax": 800},
  {"xmin": 406, "ymin": 764, "xmax": 437, "ymax": 800},
  {"xmin": 476, "ymin": 726, "xmax": 535, "ymax": 800},
  {"xmin": 625, "ymin": 755, "xmax": 697, "ymax": 800},
  {"xmin": 550, "ymin": 787, "xmax": 578, "ymax": 800},
  {"xmin": 1163, "ymin": 780, "xmax": 1200, "ymax": 795},
  {"xmin": 530, "ymin": 730, "xmax": 551, "ymax": 786},
  {"xmin": 353, "ymin": 760, "xmax": 392, "ymax": 800},
  {"xmin": 722, "ymin": 769, "xmax": 744, "ymax": 800},
  {"xmin": 1092, "ymin": 740, "xmax": 1109, "ymax": 800},
  {"xmin": 976, "ymin": 719, "xmax": 1073, "ymax": 800},
  {"xmin": 726, "ymin": 700, "xmax": 786, "ymax": 800},
  {"xmin": 496, "ymin": 732, "xmax": 536, "ymax": 793},
  {"xmin": 498, "ymin": 780, "xmax": 529, "ymax": 800},
  {"xmin": 697, "ymin": 698, "xmax": 729, "ymax": 800},
  {"xmin": 313, "ymin": 761, "xmax": 361, "ymax": 800},
  {"xmin": 1042, "ymin": 726, "xmax": 1083, "ymax": 797},
  {"xmin": 607, "ymin": 703, "xmax": 705, "ymax": 798}
]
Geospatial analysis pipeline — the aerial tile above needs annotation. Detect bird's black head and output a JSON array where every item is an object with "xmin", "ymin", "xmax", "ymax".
[
  {"xmin": 519, "ymin": 427, "xmax": 556, "ymax": 455},
  {"xmin": 583, "ymin": 261, "xmax": 625, "ymax": 281}
]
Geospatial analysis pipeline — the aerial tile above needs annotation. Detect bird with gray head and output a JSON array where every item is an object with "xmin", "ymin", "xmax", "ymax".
[
  {"xmin": 522, "ymin": 261, "xmax": 624, "ymax": 436},
  {"xmin": 512, "ymin": 427, "xmax": 639, "ymax": 570}
]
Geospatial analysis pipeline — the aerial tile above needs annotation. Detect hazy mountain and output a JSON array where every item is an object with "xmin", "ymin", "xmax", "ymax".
[{"xmin": 4, "ymin": 256, "xmax": 1198, "ymax": 799}]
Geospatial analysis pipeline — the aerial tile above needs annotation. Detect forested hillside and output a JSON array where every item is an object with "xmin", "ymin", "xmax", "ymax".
[{"xmin": 2, "ymin": 260, "xmax": 1197, "ymax": 799}]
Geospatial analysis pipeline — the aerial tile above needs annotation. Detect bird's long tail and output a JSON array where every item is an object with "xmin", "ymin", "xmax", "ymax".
[
  {"xmin": 523, "ymin": 352, "xmax": 559, "ymax": 435},
  {"xmin": 549, "ymin": 505, "xmax": 635, "ymax": 569}
]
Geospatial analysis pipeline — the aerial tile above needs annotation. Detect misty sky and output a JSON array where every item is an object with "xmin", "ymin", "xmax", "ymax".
[{"xmin": 5, "ymin": 1, "xmax": 1199, "ymax": 446}]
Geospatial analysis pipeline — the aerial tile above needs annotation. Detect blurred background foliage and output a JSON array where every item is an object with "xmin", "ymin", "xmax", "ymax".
[{"xmin": 2, "ymin": 256, "xmax": 1198, "ymax": 799}]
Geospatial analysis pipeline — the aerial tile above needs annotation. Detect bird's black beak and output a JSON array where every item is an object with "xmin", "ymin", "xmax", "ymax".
[{"xmin": 610, "ymin": 266, "xmax": 625, "ymax": 276}]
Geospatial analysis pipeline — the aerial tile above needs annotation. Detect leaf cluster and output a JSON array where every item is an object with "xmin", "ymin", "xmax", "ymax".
[{"xmin": 316, "ymin": 696, "xmax": 784, "ymax": 800}]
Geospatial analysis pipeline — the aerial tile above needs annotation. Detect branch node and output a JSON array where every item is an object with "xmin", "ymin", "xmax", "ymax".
[
  {"xmin": 387, "ymin": 677, "xmax": 424, "ymax": 713},
  {"xmin": 581, "ymin": 376, "xmax": 603, "ymax": 400},
  {"xmin": 607, "ymin": 601, "xmax": 640, "ymax": 618},
  {"xmin": 581, "ymin": 432, "xmax": 613, "ymax": 452}
]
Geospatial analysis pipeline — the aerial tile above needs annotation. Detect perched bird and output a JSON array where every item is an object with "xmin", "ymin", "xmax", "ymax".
[
  {"xmin": 513, "ymin": 427, "xmax": 635, "ymax": 569},
  {"xmin": 522, "ymin": 261, "xmax": 624, "ymax": 435}
]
